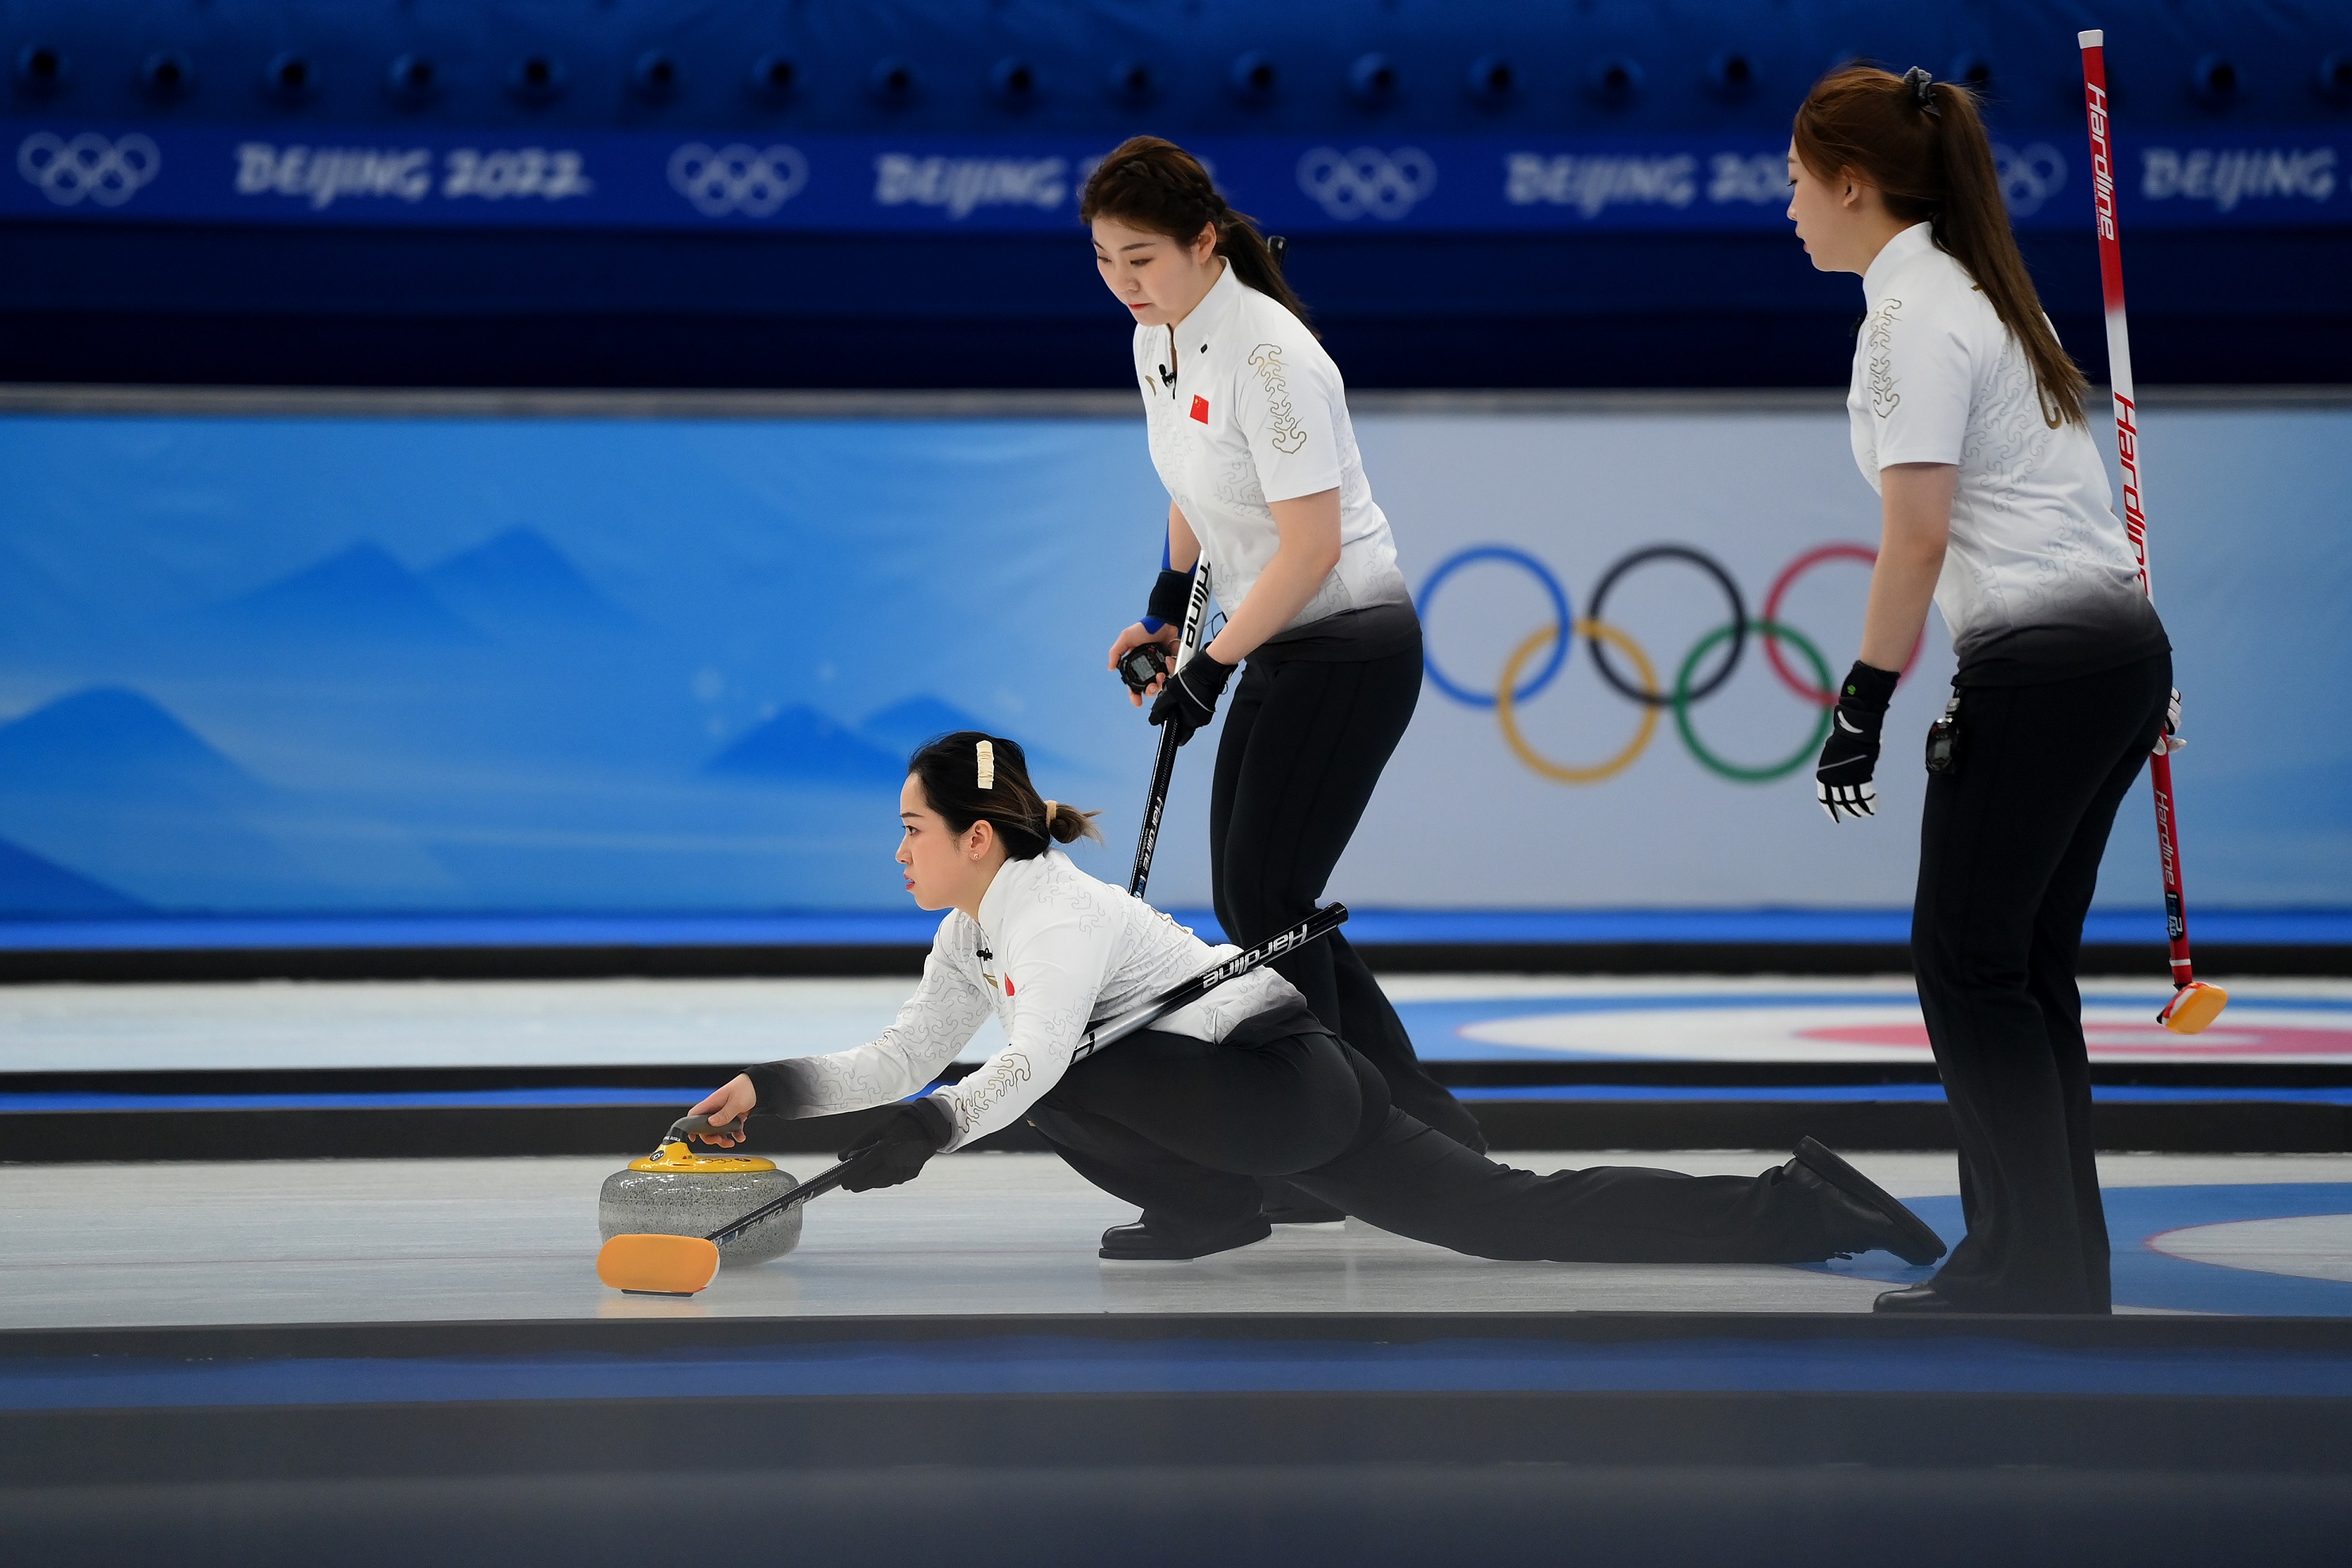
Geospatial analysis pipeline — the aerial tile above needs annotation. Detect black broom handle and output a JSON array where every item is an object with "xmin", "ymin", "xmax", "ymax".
[
  {"xmin": 1071, "ymin": 901, "xmax": 1347, "ymax": 1062},
  {"xmin": 1127, "ymin": 556, "xmax": 1213, "ymax": 898}
]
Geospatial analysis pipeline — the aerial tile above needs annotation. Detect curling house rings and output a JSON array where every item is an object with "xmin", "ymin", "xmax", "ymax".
[{"xmin": 1418, "ymin": 542, "xmax": 1922, "ymax": 785}]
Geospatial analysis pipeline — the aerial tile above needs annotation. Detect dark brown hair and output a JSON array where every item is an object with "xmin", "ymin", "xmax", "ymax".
[
  {"xmin": 907, "ymin": 730, "xmax": 1100, "ymax": 860},
  {"xmin": 1080, "ymin": 135, "xmax": 1313, "ymax": 331},
  {"xmin": 1794, "ymin": 65, "xmax": 2088, "ymax": 427}
]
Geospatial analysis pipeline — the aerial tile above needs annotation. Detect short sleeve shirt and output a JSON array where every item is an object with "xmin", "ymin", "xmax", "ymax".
[
  {"xmin": 1849, "ymin": 224, "xmax": 2165, "ymax": 684},
  {"xmin": 1134, "ymin": 264, "xmax": 1411, "ymax": 637}
]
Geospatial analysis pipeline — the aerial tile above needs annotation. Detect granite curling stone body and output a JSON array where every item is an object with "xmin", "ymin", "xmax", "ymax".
[{"xmin": 598, "ymin": 1141, "xmax": 804, "ymax": 1264}]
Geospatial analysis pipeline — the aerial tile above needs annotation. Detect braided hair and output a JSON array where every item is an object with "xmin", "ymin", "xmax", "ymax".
[
  {"xmin": 1080, "ymin": 136, "xmax": 1313, "ymax": 332},
  {"xmin": 1794, "ymin": 64, "xmax": 2088, "ymax": 427}
]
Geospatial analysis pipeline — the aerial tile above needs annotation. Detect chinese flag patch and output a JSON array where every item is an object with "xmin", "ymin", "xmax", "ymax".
[{"xmin": 1190, "ymin": 395, "xmax": 1210, "ymax": 424}]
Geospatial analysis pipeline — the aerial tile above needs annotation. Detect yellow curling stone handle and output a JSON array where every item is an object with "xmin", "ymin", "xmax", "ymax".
[
  {"xmin": 633, "ymin": 1113, "xmax": 777, "ymax": 1172},
  {"xmin": 629, "ymin": 1144, "xmax": 777, "ymax": 1175}
]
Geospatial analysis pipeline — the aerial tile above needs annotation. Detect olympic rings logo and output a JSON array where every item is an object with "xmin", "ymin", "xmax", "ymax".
[
  {"xmin": 667, "ymin": 142, "xmax": 808, "ymax": 217},
  {"xmin": 17, "ymin": 132, "xmax": 160, "ymax": 209},
  {"xmin": 1295, "ymin": 146, "xmax": 1437, "ymax": 220},
  {"xmin": 1993, "ymin": 141, "xmax": 2066, "ymax": 219},
  {"xmin": 1418, "ymin": 542, "xmax": 1920, "ymax": 785}
]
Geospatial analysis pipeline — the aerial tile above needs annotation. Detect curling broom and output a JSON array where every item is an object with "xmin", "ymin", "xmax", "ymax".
[{"xmin": 2079, "ymin": 29, "xmax": 2228, "ymax": 1034}]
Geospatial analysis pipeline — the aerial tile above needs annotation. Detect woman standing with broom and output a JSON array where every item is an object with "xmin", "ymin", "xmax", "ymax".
[
  {"xmin": 1787, "ymin": 66, "xmax": 2174, "ymax": 1313},
  {"xmin": 1084, "ymin": 138, "xmax": 1481, "ymax": 1224}
]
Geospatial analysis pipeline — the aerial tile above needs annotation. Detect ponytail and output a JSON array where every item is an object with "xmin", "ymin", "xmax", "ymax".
[
  {"xmin": 1214, "ymin": 219, "xmax": 1306, "ymax": 328},
  {"xmin": 1794, "ymin": 65, "xmax": 2089, "ymax": 427},
  {"xmin": 1080, "ymin": 135, "xmax": 1316, "ymax": 333}
]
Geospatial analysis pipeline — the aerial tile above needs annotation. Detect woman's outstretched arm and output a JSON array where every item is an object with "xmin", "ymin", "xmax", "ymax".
[{"xmin": 689, "ymin": 937, "xmax": 992, "ymax": 1144}]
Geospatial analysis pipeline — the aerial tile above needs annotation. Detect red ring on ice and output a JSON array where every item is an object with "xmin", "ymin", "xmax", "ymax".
[{"xmin": 1801, "ymin": 1022, "xmax": 2352, "ymax": 1057}]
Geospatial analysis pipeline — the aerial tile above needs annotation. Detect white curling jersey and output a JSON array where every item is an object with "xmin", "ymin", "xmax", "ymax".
[
  {"xmin": 1134, "ymin": 262, "xmax": 1410, "ymax": 632},
  {"xmin": 1849, "ymin": 223, "xmax": 2166, "ymax": 684},
  {"xmin": 750, "ymin": 849, "xmax": 1300, "ymax": 1151}
]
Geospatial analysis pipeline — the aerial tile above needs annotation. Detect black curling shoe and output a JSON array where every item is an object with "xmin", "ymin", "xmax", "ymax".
[
  {"xmin": 1099, "ymin": 1213, "xmax": 1272, "ymax": 1261},
  {"xmin": 1873, "ymin": 1284, "xmax": 1965, "ymax": 1313},
  {"xmin": 1790, "ymin": 1136, "xmax": 1949, "ymax": 1266}
]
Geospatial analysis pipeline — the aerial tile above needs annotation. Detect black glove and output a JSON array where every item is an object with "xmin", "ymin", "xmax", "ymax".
[
  {"xmin": 1147, "ymin": 649, "xmax": 1234, "ymax": 747},
  {"xmin": 1816, "ymin": 661, "xmax": 1897, "ymax": 823},
  {"xmin": 836, "ymin": 1097, "xmax": 954, "ymax": 1192},
  {"xmin": 1141, "ymin": 568, "xmax": 1195, "ymax": 633}
]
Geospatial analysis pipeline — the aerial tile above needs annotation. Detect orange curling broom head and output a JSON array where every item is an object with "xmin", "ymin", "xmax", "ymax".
[
  {"xmin": 596, "ymin": 1233, "xmax": 722, "ymax": 1295},
  {"xmin": 2158, "ymin": 980, "xmax": 2230, "ymax": 1036}
]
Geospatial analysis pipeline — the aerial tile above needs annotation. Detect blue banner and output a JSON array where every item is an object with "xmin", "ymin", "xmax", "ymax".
[
  {"xmin": 6, "ymin": 121, "xmax": 2342, "ymax": 235},
  {"xmin": 0, "ymin": 398, "xmax": 2343, "ymax": 921}
]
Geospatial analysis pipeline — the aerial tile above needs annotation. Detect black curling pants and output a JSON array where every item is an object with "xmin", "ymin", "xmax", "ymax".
[
  {"xmin": 1028, "ymin": 1006, "xmax": 1852, "ymax": 1263},
  {"xmin": 1209, "ymin": 638, "xmax": 1484, "ymax": 1152},
  {"xmin": 1912, "ymin": 650, "xmax": 2172, "ymax": 1314}
]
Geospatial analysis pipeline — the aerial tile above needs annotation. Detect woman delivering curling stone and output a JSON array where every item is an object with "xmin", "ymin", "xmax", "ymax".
[
  {"xmin": 1084, "ymin": 137, "xmax": 1483, "ymax": 1213},
  {"xmin": 1788, "ymin": 67, "xmax": 2174, "ymax": 1313},
  {"xmin": 684, "ymin": 731, "xmax": 1942, "ymax": 1268}
]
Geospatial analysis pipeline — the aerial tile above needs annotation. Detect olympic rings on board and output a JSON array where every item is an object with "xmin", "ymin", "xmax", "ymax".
[
  {"xmin": 1295, "ymin": 145, "xmax": 1438, "ymax": 221},
  {"xmin": 667, "ymin": 142, "xmax": 808, "ymax": 217},
  {"xmin": 1585, "ymin": 544, "xmax": 1747, "ymax": 708},
  {"xmin": 1415, "ymin": 545, "xmax": 1572, "ymax": 708},
  {"xmin": 1673, "ymin": 620, "xmax": 1834, "ymax": 781},
  {"xmin": 1419, "ymin": 541, "xmax": 1895, "ymax": 786},
  {"xmin": 1498, "ymin": 619, "xmax": 1657, "ymax": 784},
  {"xmin": 1762, "ymin": 544, "xmax": 1922, "ymax": 705},
  {"xmin": 16, "ymin": 132, "xmax": 160, "ymax": 209}
]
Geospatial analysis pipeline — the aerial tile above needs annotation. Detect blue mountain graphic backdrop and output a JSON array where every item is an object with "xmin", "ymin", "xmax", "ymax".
[
  {"xmin": 0, "ymin": 416, "xmax": 1164, "ymax": 915},
  {"xmin": 2, "ymin": 405, "xmax": 2342, "ymax": 923}
]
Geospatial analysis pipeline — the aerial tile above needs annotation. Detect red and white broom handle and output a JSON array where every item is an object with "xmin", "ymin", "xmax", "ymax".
[{"xmin": 2081, "ymin": 29, "xmax": 2197, "ymax": 990}]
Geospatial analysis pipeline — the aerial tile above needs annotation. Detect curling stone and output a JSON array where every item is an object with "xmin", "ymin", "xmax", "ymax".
[{"xmin": 598, "ymin": 1139, "xmax": 804, "ymax": 1265}]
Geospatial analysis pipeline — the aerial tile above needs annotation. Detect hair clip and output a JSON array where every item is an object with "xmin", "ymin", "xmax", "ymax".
[
  {"xmin": 1903, "ymin": 66, "xmax": 1937, "ymax": 109},
  {"xmin": 976, "ymin": 740, "xmax": 996, "ymax": 790},
  {"xmin": 1044, "ymin": 799, "xmax": 1058, "ymax": 826}
]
